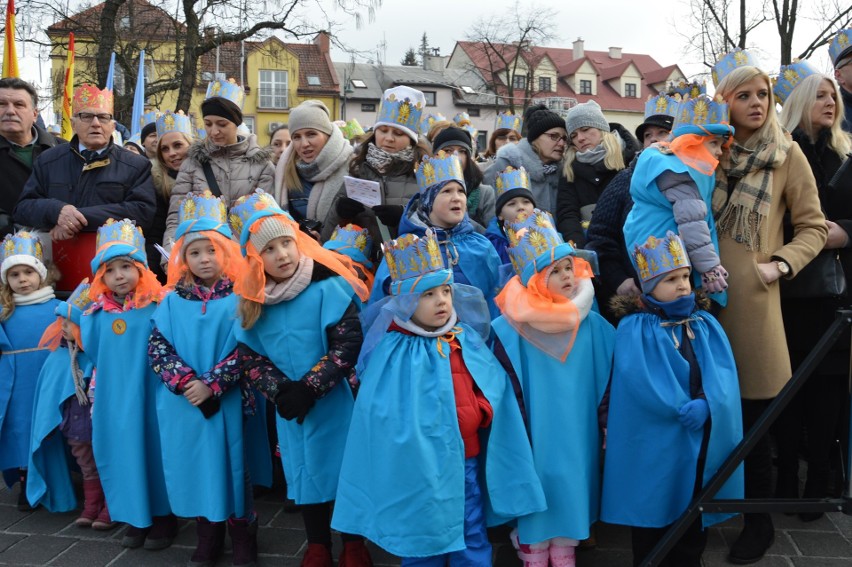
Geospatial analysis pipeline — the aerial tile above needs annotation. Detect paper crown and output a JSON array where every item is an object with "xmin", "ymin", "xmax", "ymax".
[
  {"xmin": 176, "ymin": 190, "xmax": 232, "ymax": 241},
  {"xmin": 495, "ymin": 111, "xmax": 523, "ymax": 132},
  {"xmin": 632, "ymin": 231, "xmax": 691, "ymax": 284},
  {"xmin": 461, "ymin": 124, "xmax": 479, "ymax": 150},
  {"xmin": 773, "ymin": 60, "xmax": 821, "ymax": 104},
  {"xmin": 124, "ymin": 132, "xmax": 142, "ymax": 149},
  {"xmin": 672, "ymin": 95, "xmax": 733, "ymax": 137},
  {"xmin": 419, "ymin": 112, "xmax": 447, "ymax": 136},
  {"xmin": 228, "ymin": 189, "xmax": 288, "ymax": 249},
  {"xmin": 712, "ymin": 49, "xmax": 760, "ymax": 87},
  {"xmin": 667, "ymin": 80, "xmax": 707, "ymax": 100},
  {"xmin": 196, "ymin": 126, "xmax": 207, "ymax": 140},
  {"xmin": 644, "ymin": 94, "xmax": 679, "ymax": 120},
  {"xmin": 340, "ymin": 118, "xmax": 365, "ymax": 140},
  {"xmin": 73, "ymin": 84, "xmax": 114, "ymax": 114},
  {"xmin": 375, "ymin": 86, "xmax": 425, "ymax": 140},
  {"xmin": 205, "ymin": 78, "xmax": 246, "ymax": 110},
  {"xmin": 506, "ymin": 209, "xmax": 575, "ymax": 285},
  {"xmin": 56, "ymin": 278, "xmax": 94, "ymax": 325},
  {"xmin": 495, "ymin": 166, "xmax": 530, "ymax": 194},
  {"xmin": 156, "ymin": 110, "xmax": 194, "ymax": 138},
  {"xmin": 2, "ymin": 230, "xmax": 43, "ymax": 264},
  {"xmin": 324, "ymin": 224, "xmax": 373, "ymax": 268},
  {"xmin": 139, "ymin": 110, "xmax": 160, "ymax": 131},
  {"xmin": 829, "ymin": 28, "xmax": 852, "ymax": 67},
  {"xmin": 416, "ymin": 150, "xmax": 465, "ymax": 193},
  {"xmin": 453, "ymin": 112, "xmax": 472, "ymax": 127},
  {"xmin": 91, "ymin": 218, "xmax": 147, "ymax": 272},
  {"xmin": 382, "ymin": 230, "xmax": 451, "ymax": 295}
]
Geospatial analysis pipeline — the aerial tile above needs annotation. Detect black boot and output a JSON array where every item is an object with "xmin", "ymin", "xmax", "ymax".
[
  {"xmin": 17, "ymin": 469, "xmax": 33, "ymax": 512},
  {"xmin": 188, "ymin": 518, "xmax": 226, "ymax": 567},
  {"xmin": 144, "ymin": 513, "xmax": 179, "ymax": 550},
  {"xmin": 728, "ymin": 513, "xmax": 774, "ymax": 564},
  {"xmin": 228, "ymin": 518, "xmax": 258, "ymax": 567}
]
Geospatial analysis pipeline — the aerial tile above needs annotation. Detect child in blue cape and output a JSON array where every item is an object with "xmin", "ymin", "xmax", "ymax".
[
  {"xmin": 491, "ymin": 210, "xmax": 615, "ymax": 567},
  {"xmin": 28, "ymin": 279, "xmax": 115, "ymax": 530},
  {"xmin": 485, "ymin": 166, "xmax": 536, "ymax": 264},
  {"xmin": 322, "ymin": 223, "xmax": 375, "ymax": 298},
  {"xmin": 148, "ymin": 190, "xmax": 259, "ymax": 567},
  {"xmin": 332, "ymin": 229, "xmax": 545, "ymax": 565},
  {"xmin": 369, "ymin": 151, "xmax": 502, "ymax": 318},
  {"xmin": 601, "ymin": 231, "xmax": 743, "ymax": 566},
  {"xmin": 229, "ymin": 190, "xmax": 372, "ymax": 567},
  {"xmin": 80, "ymin": 219, "xmax": 176, "ymax": 550},
  {"xmin": 0, "ymin": 230, "xmax": 60, "ymax": 511},
  {"xmin": 622, "ymin": 94, "xmax": 735, "ymax": 306}
]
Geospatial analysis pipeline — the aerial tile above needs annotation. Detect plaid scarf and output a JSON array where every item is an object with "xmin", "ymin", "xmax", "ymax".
[
  {"xmin": 365, "ymin": 143, "xmax": 415, "ymax": 174},
  {"xmin": 712, "ymin": 140, "xmax": 789, "ymax": 253}
]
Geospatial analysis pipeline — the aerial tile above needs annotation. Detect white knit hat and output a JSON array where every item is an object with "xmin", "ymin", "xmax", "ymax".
[{"xmin": 249, "ymin": 216, "xmax": 296, "ymax": 252}]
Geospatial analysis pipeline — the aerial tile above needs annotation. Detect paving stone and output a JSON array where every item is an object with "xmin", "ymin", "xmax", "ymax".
[
  {"xmin": 791, "ymin": 558, "xmax": 852, "ymax": 566},
  {"xmin": 702, "ymin": 550, "xmax": 794, "ymax": 566},
  {"xmin": 0, "ymin": 533, "xmax": 25, "ymax": 554},
  {"xmin": 0, "ymin": 534, "xmax": 75, "ymax": 565},
  {"xmin": 0, "ymin": 507, "xmax": 30, "ymax": 531},
  {"xmin": 46, "ymin": 539, "xmax": 124, "ymax": 567},
  {"xmin": 255, "ymin": 526, "xmax": 305, "ymax": 556},
  {"xmin": 718, "ymin": 526, "xmax": 798, "ymax": 556},
  {"xmin": 774, "ymin": 512, "xmax": 840, "ymax": 531},
  {"xmin": 107, "ymin": 545, "xmax": 188, "ymax": 566},
  {"xmin": 268, "ymin": 509, "xmax": 304, "ymax": 529},
  {"xmin": 3, "ymin": 509, "xmax": 77, "ymax": 536},
  {"xmin": 788, "ymin": 530, "xmax": 852, "ymax": 558}
]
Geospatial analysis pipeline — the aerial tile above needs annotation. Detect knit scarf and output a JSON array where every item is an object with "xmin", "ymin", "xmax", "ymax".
[
  {"xmin": 13, "ymin": 286, "xmax": 55, "ymax": 305},
  {"xmin": 712, "ymin": 140, "xmax": 789, "ymax": 253},
  {"xmin": 69, "ymin": 342, "xmax": 89, "ymax": 406},
  {"xmin": 263, "ymin": 256, "xmax": 314, "ymax": 305},
  {"xmin": 295, "ymin": 160, "xmax": 320, "ymax": 179},
  {"xmin": 365, "ymin": 143, "xmax": 415, "ymax": 174}
]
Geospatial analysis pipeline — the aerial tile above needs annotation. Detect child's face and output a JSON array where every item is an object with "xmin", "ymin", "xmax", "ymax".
[
  {"xmin": 546, "ymin": 257, "xmax": 576, "ymax": 299},
  {"xmin": 5, "ymin": 264, "xmax": 41, "ymax": 295},
  {"xmin": 703, "ymin": 136, "xmax": 725, "ymax": 160},
  {"xmin": 650, "ymin": 267, "xmax": 692, "ymax": 302},
  {"xmin": 498, "ymin": 196, "xmax": 534, "ymax": 225},
  {"xmin": 429, "ymin": 181, "xmax": 467, "ymax": 229},
  {"xmin": 411, "ymin": 284, "xmax": 453, "ymax": 331},
  {"xmin": 184, "ymin": 238, "xmax": 222, "ymax": 287},
  {"xmin": 103, "ymin": 259, "xmax": 140, "ymax": 298},
  {"xmin": 61, "ymin": 319, "xmax": 75, "ymax": 342},
  {"xmin": 260, "ymin": 235, "xmax": 301, "ymax": 283}
]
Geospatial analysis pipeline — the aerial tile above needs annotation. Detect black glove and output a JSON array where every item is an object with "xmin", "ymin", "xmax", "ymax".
[
  {"xmin": 275, "ymin": 380, "xmax": 316, "ymax": 424},
  {"xmin": 372, "ymin": 204, "xmax": 404, "ymax": 230},
  {"xmin": 197, "ymin": 396, "xmax": 221, "ymax": 419},
  {"xmin": 336, "ymin": 197, "xmax": 366, "ymax": 220}
]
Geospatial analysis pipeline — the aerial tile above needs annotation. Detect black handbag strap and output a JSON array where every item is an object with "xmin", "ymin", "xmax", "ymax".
[{"xmin": 201, "ymin": 161, "xmax": 222, "ymax": 197}]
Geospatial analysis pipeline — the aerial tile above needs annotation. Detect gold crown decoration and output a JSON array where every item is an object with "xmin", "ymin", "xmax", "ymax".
[{"xmin": 381, "ymin": 230, "xmax": 451, "ymax": 295}]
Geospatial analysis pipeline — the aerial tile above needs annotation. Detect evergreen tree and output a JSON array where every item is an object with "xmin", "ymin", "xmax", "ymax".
[{"xmin": 401, "ymin": 47, "xmax": 418, "ymax": 66}]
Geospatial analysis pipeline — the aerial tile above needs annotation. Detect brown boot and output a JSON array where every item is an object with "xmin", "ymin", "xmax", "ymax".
[
  {"xmin": 189, "ymin": 518, "xmax": 226, "ymax": 567},
  {"xmin": 75, "ymin": 479, "xmax": 103, "ymax": 527},
  {"xmin": 228, "ymin": 518, "xmax": 258, "ymax": 567}
]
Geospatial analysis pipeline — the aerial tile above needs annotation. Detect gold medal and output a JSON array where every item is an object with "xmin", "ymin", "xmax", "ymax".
[{"xmin": 112, "ymin": 319, "xmax": 127, "ymax": 335}]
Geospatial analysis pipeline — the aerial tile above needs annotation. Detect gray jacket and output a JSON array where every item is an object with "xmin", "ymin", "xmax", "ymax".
[{"xmin": 483, "ymin": 139, "xmax": 562, "ymax": 214}]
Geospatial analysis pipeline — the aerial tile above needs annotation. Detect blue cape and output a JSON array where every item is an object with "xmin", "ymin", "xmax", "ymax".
[
  {"xmin": 601, "ymin": 306, "xmax": 743, "ymax": 528},
  {"xmin": 234, "ymin": 277, "xmax": 356, "ymax": 505},
  {"xmin": 492, "ymin": 311, "xmax": 615, "ymax": 543},
  {"xmin": 82, "ymin": 304, "xmax": 171, "ymax": 527},
  {"xmin": 332, "ymin": 323, "xmax": 545, "ymax": 557},
  {"xmin": 27, "ymin": 346, "xmax": 93, "ymax": 511},
  {"xmin": 152, "ymin": 291, "xmax": 246, "ymax": 521}
]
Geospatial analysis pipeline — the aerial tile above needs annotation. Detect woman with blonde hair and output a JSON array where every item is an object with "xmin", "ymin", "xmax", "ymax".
[{"xmin": 711, "ymin": 51, "xmax": 827, "ymax": 564}]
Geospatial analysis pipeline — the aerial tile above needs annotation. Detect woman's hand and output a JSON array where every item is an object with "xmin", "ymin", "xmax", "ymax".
[
  {"xmin": 824, "ymin": 220, "xmax": 849, "ymax": 250},
  {"xmin": 757, "ymin": 262, "xmax": 783, "ymax": 285}
]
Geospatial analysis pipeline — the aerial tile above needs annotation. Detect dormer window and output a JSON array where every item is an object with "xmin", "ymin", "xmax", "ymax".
[
  {"xmin": 580, "ymin": 80, "xmax": 592, "ymax": 95},
  {"xmin": 625, "ymin": 83, "xmax": 637, "ymax": 97}
]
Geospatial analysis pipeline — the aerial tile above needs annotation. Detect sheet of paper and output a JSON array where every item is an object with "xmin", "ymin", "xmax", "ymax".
[
  {"xmin": 344, "ymin": 176, "xmax": 382, "ymax": 208},
  {"xmin": 154, "ymin": 243, "xmax": 170, "ymax": 262}
]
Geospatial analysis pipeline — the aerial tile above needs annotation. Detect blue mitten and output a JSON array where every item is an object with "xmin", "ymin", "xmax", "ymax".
[{"xmin": 678, "ymin": 398, "xmax": 710, "ymax": 431}]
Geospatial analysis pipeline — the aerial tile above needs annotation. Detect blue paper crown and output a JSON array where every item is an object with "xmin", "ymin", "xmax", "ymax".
[
  {"xmin": 1, "ymin": 230, "xmax": 44, "ymax": 265},
  {"xmin": 376, "ymin": 88, "xmax": 424, "ymax": 136},
  {"xmin": 495, "ymin": 166, "xmax": 530, "ymax": 198},
  {"xmin": 324, "ymin": 224, "xmax": 373, "ymax": 268},
  {"xmin": 506, "ymin": 209, "xmax": 575, "ymax": 285},
  {"xmin": 461, "ymin": 124, "xmax": 479, "ymax": 150},
  {"xmin": 672, "ymin": 95, "xmax": 733, "ymax": 137},
  {"xmin": 156, "ymin": 110, "xmax": 194, "ymax": 138},
  {"xmin": 124, "ymin": 132, "xmax": 142, "ymax": 149},
  {"xmin": 419, "ymin": 112, "xmax": 447, "ymax": 135},
  {"xmin": 196, "ymin": 126, "xmax": 207, "ymax": 140},
  {"xmin": 139, "ymin": 110, "xmax": 160, "ymax": 131},
  {"xmin": 773, "ymin": 60, "xmax": 821, "ymax": 104},
  {"xmin": 453, "ymin": 112, "xmax": 472, "ymax": 127},
  {"xmin": 495, "ymin": 111, "xmax": 522, "ymax": 132},
  {"xmin": 712, "ymin": 49, "xmax": 760, "ymax": 87},
  {"xmin": 829, "ymin": 29, "xmax": 852, "ymax": 66},
  {"xmin": 56, "ymin": 278, "xmax": 94, "ymax": 325},
  {"xmin": 382, "ymin": 230, "xmax": 451, "ymax": 295},
  {"xmin": 416, "ymin": 150, "xmax": 465, "ymax": 193},
  {"xmin": 228, "ymin": 189, "xmax": 290, "ymax": 252},
  {"xmin": 205, "ymin": 79, "xmax": 246, "ymax": 110},
  {"xmin": 667, "ymin": 80, "xmax": 706, "ymax": 100},
  {"xmin": 91, "ymin": 218, "xmax": 147, "ymax": 272},
  {"xmin": 644, "ymin": 94, "xmax": 679, "ymax": 120},
  {"xmin": 176, "ymin": 189, "xmax": 232, "ymax": 241},
  {"xmin": 632, "ymin": 231, "xmax": 691, "ymax": 284}
]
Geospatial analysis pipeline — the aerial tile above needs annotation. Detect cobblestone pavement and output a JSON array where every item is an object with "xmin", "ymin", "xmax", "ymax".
[{"xmin": 2, "ymin": 484, "xmax": 852, "ymax": 566}]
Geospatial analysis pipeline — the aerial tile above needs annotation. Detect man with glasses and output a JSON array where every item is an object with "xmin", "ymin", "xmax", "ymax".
[
  {"xmin": 830, "ymin": 29, "xmax": 852, "ymax": 132},
  {"xmin": 14, "ymin": 84, "xmax": 155, "ymax": 241},
  {"xmin": 0, "ymin": 78, "xmax": 58, "ymax": 236}
]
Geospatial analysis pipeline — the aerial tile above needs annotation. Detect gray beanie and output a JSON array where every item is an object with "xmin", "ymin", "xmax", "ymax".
[
  {"xmin": 565, "ymin": 100, "xmax": 610, "ymax": 137},
  {"xmin": 249, "ymin": 216, "xmax": 296, "ymax": 252},
  {"xmin": 289, "ymin": 100, "xmax": 333, "ymax": 135}
]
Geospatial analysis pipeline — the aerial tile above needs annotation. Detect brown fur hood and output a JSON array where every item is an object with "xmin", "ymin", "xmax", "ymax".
[
  {"xmin": 187, "ymin": 134, "xmax": 272, "ymax": 165},
  {"xmin": 608, "ymin": 291, "xmax": 712, "ymax": 321}
]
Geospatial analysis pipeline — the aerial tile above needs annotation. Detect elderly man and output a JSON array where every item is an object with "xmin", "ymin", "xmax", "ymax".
[
  {"xmin": 14, "ymin": 84, "xmax": 155, "ymax": 240},
  {"xmin": 831, "ymin": 29, "xmax": 852, "ymax": 132},
  {"xmin": 0, "ymin": 78, "xmax": 58, "ymax": 235}
]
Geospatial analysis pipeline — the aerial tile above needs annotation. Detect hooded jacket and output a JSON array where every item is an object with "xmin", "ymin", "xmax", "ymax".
[{"xmin": 483, "ymin": 139, "xmax": 562, "ymax": 214}]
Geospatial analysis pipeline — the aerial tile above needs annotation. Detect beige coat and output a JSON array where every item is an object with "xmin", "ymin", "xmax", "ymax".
[{"xmin": 716, "ymin": 142, "xmax": 827, "ymax": 399}]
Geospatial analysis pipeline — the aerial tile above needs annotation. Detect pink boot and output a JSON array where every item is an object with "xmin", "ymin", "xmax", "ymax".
[
  {"xmin": 549, "ymin": 538, "xmax": 578, "ymax": 567},
  {"xmin": 75, "ymin": 479, "xmax": 102, "ymax": 527},
  {"xmin": 510, "ymin": 529, "xmax": 550, "ymax": 567}
]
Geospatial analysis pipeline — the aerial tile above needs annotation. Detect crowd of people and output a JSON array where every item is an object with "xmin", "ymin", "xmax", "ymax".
[{"xmin": 1, "ymin": 27, "xmax": 852, "ymax": 567}]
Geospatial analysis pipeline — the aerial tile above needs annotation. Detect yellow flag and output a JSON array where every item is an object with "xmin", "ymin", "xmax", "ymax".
[
  {"xmin": 61, "ymin": 33, "xmax": 75, "ymax": 140},
  {"xmin": 2, "ymin": 0, "xmax": 18, "ymax": 78}
]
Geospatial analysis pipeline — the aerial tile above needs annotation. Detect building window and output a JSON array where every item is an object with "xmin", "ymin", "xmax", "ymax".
[
  {"xmin": 466, "ymin": 108, "xmax": 480, "ymax": 117},
  {"xmin": 307, "ymin": 75, "xmax": 321, "ymax": 86},
  {"xmin": 476, "ymin": 131, "xmax": 487, "ymax": 153},
  {"xmin": 361, "ymin": 103, "xmax": 376, "ymax": 112},
  {"xmin": 243, "ymin": 116, "xmax": 255, "ymax": 134},
  {"xmin": 423, "ymin": 91, "xmax": 437, "ymax": 106},
  {"xmin": 539, "ymin": 76, "xmax": 552, "ymax": 92},
  {"xmin": 512, "ymin": 74, "xmax": 527, "ymax": 90},
  {"xmin": 258, "ymin": 70, "xmax": 288, "ymax": 109},
  {"xmin": 580, "ymin": 79, "xmax": 592, "ymax": 95},
  {"xmin": 625, "ymin": 83, "xmax": 637, "ymax": 98},
  {"xmin": 351, "ymin": 79, "xmax": 367, "ymax": 88}
]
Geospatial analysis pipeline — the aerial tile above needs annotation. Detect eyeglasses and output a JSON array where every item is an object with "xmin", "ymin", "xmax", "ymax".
[
  {"xmin": 76, "ymin": 112, "xmax": 113, "ymax": 123},
  {"xmin": 543, "ymin": 132, "xmax": 569, "ymax": 144}
]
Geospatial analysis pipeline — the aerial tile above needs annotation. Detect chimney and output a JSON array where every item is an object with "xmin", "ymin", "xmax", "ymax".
[
  {"xmin": 573, "ymin": 38, "xmax": 584, "ymax": 59},
  {"xmin": 314, "ymin": 31, "xmax": 330, "ymax": 55},
  {"xmin": 423, "ymin": 54, "xmax": 448, "ymax": 72},
  {"xmin": 609, "ymin": 46, "xmax": 622, "ymax": 59}
]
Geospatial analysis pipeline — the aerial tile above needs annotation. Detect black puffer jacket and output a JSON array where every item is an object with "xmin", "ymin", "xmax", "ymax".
[{"xmin": 0, "ymin": 125, "xmax": 59, "ymax": 227}]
